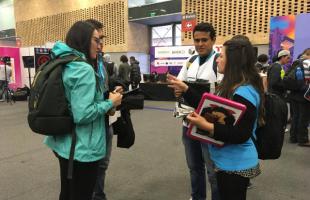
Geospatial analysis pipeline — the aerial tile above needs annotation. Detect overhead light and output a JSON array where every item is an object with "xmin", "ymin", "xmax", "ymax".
[{"xmin": 160, "ymin": 9, "xmax": 166, "ymax": 12}]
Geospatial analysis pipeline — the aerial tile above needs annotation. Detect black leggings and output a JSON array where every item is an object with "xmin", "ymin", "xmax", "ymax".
[
  {"xmin": 216, "ymin": 171, "xmax": 250, "ymax": 200},
  {"xmin": 56, "ymin": 153, "xmax": 99, "ymax": 200}
]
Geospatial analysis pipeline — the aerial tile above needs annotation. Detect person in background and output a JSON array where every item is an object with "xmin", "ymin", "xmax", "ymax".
[
  {"xmin": 168, "ymin": 38, "xmax": 264, "ymax": 200},
  {"xmin": 118, "ymin": 55, "xmax": 131, "ymax": 89},
  {"xmin": 0, "ymin": 61, "xmax": 12, "ymax": 101},
  {"xmin": 104, "ymin": 54, "xmax": 118, "ymax": 79},
  {"xmin": 44, "ymin": 21, "xmax": 122, "ymax": 200},
  {"xmin": 267, "ymin": 49, "xmax": 291, "ymax": 98},
  {"xmin": 129, "ymin": 56, "xmax": 141, "ymax": 89},
  {"xmin": 255, "ymin": 54, "xmax": 269, "ymax": 73},
  {"xmin": 285, "ymin": 48, "xmax": 310, "ymax": 147},
  {"xmin": 169, "ymin": 22, "xmax": 221, "ymax": 200}
]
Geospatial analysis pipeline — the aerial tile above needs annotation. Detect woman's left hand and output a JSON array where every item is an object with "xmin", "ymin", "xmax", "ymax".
[{"xmin": 187, "ymin": 112, "xmax": 214, "ymax": 133}]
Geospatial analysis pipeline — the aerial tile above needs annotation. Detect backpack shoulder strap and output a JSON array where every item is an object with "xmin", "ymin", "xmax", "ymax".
[
  {"xmin": 40, "ymin": 55, "xmax": 86, "ymax": 72},
  {"xmin": 58, "ymin": 54, "xmax": 86, "ymax": 63},
  {"xmin": 186, "ymin": 55, "xmax": 199, "ymax": 69},
  {"xmin": 213, "ymin": 53, "xmax": 220, "ymax": 77}
]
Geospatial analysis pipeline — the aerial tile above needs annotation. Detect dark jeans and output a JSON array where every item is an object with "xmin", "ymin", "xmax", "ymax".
[
  {"xmin": 216, "ymin": 171, "xmax": 249, "ymax": 200},
  {"xmin": 290, "ymin": 100, "xmax": 310, "ymax": 143},
  {"xmin": 56, "ymin": 153, "xmax": 99, "ymax": 200},
  {"xmin": 93, "ymin": 126, "xmax": 114, "ymax": 200},
  {"xmin": 182, "ymin": 127, "xmax": 220, "ymax": 200}
]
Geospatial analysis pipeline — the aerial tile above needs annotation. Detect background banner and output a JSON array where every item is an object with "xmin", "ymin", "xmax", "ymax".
[
  {"xmin": 269, "ymin": 15, "xmax": 295, "ymax": 70},
  {"xmin": 34, "ymin": 48, "xmax": 51, "ymax": 70},
  {"xmin": 150, "ymin": 45, "xmax": 222, "ymax": 75}
]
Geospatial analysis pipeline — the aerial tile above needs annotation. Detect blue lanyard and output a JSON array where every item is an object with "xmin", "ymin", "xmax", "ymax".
[{"xmin": 97, "ymin": 53, "xmax": 105, "ymax": 89}]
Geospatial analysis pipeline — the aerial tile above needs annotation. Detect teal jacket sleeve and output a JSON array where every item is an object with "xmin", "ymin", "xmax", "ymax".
[{"xmin": 63, "ymin": 61, "xmax": 114, "ymax": 124}]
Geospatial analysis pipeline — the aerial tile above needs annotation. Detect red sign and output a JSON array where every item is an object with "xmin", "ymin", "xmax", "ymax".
[{"xmin": 182, "ymin": 13, "xmax": 197, "ymax": 32}]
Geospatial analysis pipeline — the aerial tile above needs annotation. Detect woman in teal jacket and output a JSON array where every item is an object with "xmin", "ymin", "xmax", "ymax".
[
  {"xmin": 44, "ymin": 21, "xmax": 122, "ymax": 200},
  {"xmin": 168, "ymin": 38, "xmax": 265, "ymax": 200}
]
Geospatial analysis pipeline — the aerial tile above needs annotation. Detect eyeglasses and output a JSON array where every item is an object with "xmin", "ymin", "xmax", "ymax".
[
  {"xmin": 194, "ymin": 38, "xmax": 209, "ymax": 43},
  {"xmin": 93, "ymin": 37, "xmax": 103, "ymax": 45}
]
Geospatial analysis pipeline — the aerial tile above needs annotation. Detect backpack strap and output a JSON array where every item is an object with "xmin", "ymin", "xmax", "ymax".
[
  {"xmin": 213, "ymin": 53, "xmax": 219, "ymax": 77},
  {"xmin": 186, "ymin": 55, "xmax": 198, "ymax": 69}
]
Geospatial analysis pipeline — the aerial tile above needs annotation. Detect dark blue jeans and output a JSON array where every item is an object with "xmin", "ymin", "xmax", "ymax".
[
  {"xmin": 93, "ymin": 126, "xmax": 114, "ymax": 200},
  {"xmin": 182, "ymin": 127, "xmax": 220, "ymax": 200}
]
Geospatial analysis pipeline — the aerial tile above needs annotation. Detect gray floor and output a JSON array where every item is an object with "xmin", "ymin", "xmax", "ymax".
[{"xmin": 0, "ymin": 101, "xmax": 309, "ymax": 200}]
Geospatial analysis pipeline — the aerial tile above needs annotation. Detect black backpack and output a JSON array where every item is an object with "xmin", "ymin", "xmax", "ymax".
[
  {"xmin": 283, "ymin": 59, "xmax": 304, "ymax": 91},
  {"xmin": 28, "ymin": 55, "xmax": 84, "ymax": 135},
  {"xmin": 28, "ymin": 54, "xmax": 85, "ymax": 179},
  {"xmin": 252, "ymin": 93, "xmax": 288, "ymax": 160}
]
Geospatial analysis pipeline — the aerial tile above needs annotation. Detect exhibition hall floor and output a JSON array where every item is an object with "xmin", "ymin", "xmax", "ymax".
[{"xmin": 0, "ymin": 101, "xmax": 309, "ymax": 200}]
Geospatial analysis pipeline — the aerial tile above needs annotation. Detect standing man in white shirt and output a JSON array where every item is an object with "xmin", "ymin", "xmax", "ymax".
[
  {"xmin": 0, "ymin": 60, "xmax": 12, "ymax": 101},
  {"xmin": 173, "ymin": 22, "xmax": 221, "ymax": 200}
]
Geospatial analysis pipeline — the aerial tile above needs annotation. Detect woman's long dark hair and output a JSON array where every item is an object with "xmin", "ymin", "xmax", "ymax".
[
  {"xmin": 65, "ymin": 21, "xmax": 95, "ymax": 64},
  {"xmin": 217, "ymin": 39, "xmax": 265, "ymax": 125}
]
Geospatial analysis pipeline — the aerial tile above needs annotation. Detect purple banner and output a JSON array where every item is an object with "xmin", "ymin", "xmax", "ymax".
[{"xmin": 293, "ymin": 13, "xmax": 310, "ymax": 60}]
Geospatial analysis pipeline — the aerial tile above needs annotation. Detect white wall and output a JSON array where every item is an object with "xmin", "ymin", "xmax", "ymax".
[
  {"xmin": 0, "ymin": 0, "xmax": 15, "ymax": 30},
  {"xmin": 19, "ymin": 47, "xmax": 35, "ymax": 87}
]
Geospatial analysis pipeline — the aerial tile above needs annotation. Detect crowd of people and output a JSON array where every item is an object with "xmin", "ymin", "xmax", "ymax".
[{"xmin": 31, "ymin": 19, "xmax": 309, "ymax": 200}]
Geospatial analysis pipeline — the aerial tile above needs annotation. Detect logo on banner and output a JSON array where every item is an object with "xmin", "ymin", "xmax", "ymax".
[
  {"xmin": 182, "ymin": 13, "xmax": 197, "ymax": 32},
  {"xmin": 34, "ymin": 48, "xmax": 51, "ymax": 70}
]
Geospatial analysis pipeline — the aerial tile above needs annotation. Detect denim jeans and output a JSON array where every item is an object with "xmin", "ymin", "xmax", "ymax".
[
  {"xmin": 93, "ymin": 126, "xmax": 114, "ymax": 200},
  {"xmin": 182, "ymin": 127, "xmax": 220, "ymax": 200}
]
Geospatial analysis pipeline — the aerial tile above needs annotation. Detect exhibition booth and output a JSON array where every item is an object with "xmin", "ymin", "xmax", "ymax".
[{"xmin": 1, "ymin": 13, "xmax": 310, "ymax": 101}]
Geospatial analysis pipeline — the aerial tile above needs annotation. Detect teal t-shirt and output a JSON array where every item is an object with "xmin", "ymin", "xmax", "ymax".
[{"xmin": 208, "ymin": 85, "xmax": 260, "ymax": 171}]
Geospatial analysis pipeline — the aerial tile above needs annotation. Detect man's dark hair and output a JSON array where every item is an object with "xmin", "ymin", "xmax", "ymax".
[
  {"xmin": 85, "ymin": 19, "xmax": 103, "ymax": 29},
  {"xmin": 65, "ymin": 21, "xmax": 95, "ymax": 64},
  {"xmin": 120, "ymin": 55, "xmax": 128, "ymax": 63},
  {"xmin": 231, "ymin": 35, "xmax": 250, "ymax": 41},
  {"xmin": 130, "ymin": 56, "xmax": 135, "ymax": 61},
  {"xmin": 257, "ymin": 54, "xmax": 269, "ymax": 63},
  {"xmin": 193, "ymin": 22, "xmax": 216, "ymax": 40}
]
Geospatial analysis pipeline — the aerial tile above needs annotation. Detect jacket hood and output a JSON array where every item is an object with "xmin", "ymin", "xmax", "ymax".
[{"xmin": 51, "ymin": 41, "xmax": 86, "ymax": 59}]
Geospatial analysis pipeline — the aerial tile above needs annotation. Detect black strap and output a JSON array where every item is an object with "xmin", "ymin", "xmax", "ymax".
[
  {"xmin": 67, "ymin": 128, "xmax": 76, "ymax": 179},
  {"xmin": 213, "ymin": 53, "xmax": 219, "ymax": 77},
  {"xmin": 189, "ymin": 55, "xmax": 198, "ymax": 64}
]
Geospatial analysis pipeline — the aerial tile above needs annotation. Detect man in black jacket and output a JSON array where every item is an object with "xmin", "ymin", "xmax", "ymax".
[
  {"xmin": 267, "ymin": 49, "xmax": 291, "ymax": 98},
  {"xmin": 284, "ymin": 49, "xmax": 310, "ymax": 147},
  {"xmin": 129, "ymin": 56, "xmax": 141, "ymax": 89}
]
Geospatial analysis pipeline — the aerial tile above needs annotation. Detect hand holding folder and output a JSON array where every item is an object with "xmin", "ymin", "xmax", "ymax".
[{"xmin": 187, "ymin": 93, "xmax": 247, "ymax": 146}]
